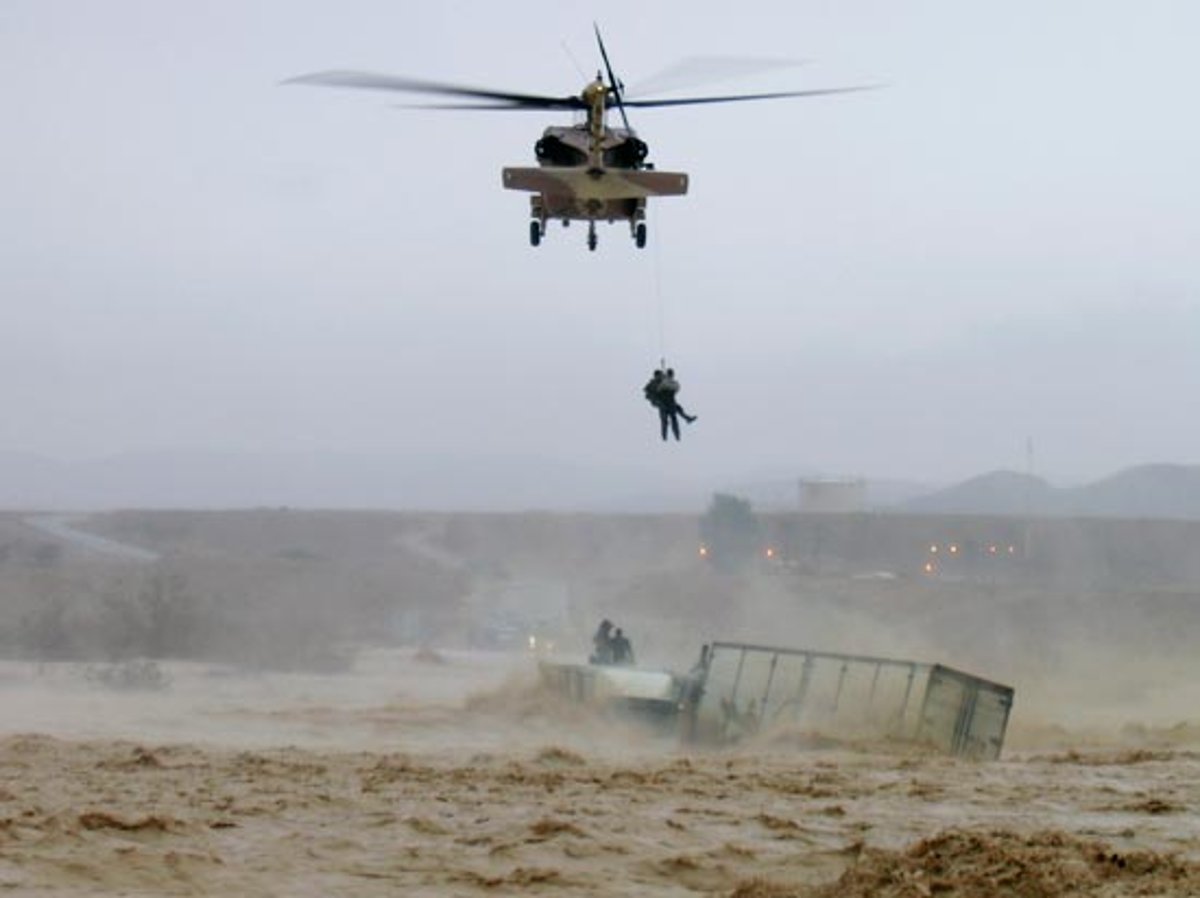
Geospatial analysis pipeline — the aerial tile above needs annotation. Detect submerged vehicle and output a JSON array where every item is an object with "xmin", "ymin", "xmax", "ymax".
[{"xmin": 540, "ymin": 640, "xmax": 1014, "ymax": 760}]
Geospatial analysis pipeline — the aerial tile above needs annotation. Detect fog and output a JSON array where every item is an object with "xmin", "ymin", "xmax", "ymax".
[
  {"xmin": 4, "ymin": 506, "xmax": 1200, "ymax": 893},
  {"xmin": 2, "ymin": 1, "xmax": 1198, "ymax": 494},
  {"xmin": 4, "ymin": 4, "xmax": 1200, "ymax": 893},
  {"xmin": 5, "ymin": 507, "xmax": 1199, "ymax": 740}
]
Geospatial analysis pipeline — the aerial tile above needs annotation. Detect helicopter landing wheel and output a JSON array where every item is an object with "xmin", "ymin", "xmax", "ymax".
[
  {"xmin": 529, "ymin": 220, "xmax": 542, "ymax": 247},
  {"xmin": 587, "ymin": 222, "xmax": 597, "ymax": 252},
  {"xmin": 635, "ymin": 222, "xmax": 647, "ymax": 248}
]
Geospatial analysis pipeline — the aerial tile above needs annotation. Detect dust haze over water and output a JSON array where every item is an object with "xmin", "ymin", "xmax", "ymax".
[
  {"xmin": 1, "ymin": 1, "xmax": 1199, "ymax": 492},
  {"xmin": 5, "ymin": 507, "xmax": 1200, "ymax": 895}
]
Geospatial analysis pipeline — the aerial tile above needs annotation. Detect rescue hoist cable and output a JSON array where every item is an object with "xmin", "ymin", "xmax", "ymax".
[{"xmin": 652, "ymin": 213, "xmax": 668, "ymax": 369}]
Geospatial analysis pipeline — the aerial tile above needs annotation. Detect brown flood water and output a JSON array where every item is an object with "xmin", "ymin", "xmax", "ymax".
[{"xmin": 2, "ymin": 648, "xmax": 1199, "ymax": 896}]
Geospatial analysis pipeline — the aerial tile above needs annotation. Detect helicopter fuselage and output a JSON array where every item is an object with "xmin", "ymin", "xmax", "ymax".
[
  {"xmin": 535, "ymin": 124, "xmax": 649, "ymax": 170},
  {"xmin": 289, "ymin": 36, "xmax": 869, "ymax": 252},
  {"xmin": 527, "ymin": 124, "xmax": 652, "ymax": 225},
  {"xmin": 502, "ymin": 78, "xmax": 688, "ymax": 250}
]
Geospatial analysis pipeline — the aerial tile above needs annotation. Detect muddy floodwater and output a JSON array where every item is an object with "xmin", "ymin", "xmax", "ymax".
[{"xmin": 2, "ymin": 649, "xmax": 1200, "ymax": 896}]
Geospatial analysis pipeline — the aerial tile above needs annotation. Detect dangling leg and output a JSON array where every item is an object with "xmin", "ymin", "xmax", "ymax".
[
  {"xmin": 658, "ymin": 408, "xmax": 669, "ymax": 441},
  {"xmin": 670, "ymin": 411, "xmax": 681, "ymax": 441}
]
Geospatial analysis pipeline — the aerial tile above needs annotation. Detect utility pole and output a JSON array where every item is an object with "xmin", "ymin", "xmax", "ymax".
[{"xmin": 1024, "ymin": 437, "xmax": 1035, "ymax": 559}]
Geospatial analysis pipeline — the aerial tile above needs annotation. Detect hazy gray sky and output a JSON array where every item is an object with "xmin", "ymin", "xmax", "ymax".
[{"xmin": 2, "ymin": 0, "xmax": 1197, "ymax": 487}]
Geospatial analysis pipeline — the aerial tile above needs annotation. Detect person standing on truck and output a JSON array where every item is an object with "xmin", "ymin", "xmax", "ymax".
[
  {"xmin": 591, "ymin": 619, "xmax": 614, "ymax": 664},
  {"xmin": 610, "ymin": 628, "xmax": 635, "ymax": 665}
]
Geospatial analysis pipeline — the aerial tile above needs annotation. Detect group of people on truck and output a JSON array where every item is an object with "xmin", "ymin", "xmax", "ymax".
[{"xmin": 590, "ymin": 618, "xmax": 635, "ymax": 666}]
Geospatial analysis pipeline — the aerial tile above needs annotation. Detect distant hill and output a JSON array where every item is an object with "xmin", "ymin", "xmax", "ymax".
[
  {"xmin": 0, "ymin": 450, "xmax": 936, "ymax": 514},
  {"xmin": 904, "ymin": 464, "xmax": 1200, "ymax": 521},
  {"xmin": 904, "ymin": 470, "xmax": 1055, "ymax": 516},
  {"xmin": 1067, "ymin": 464, "xmax": 1200, "ymax": 519},
  {"xmin": 6, "ymin": 450, "xmax": 1197, "ymax": 519},
  {"xmin": 0, "ymin": 450, "xmax": 708, "ymax": 513}
]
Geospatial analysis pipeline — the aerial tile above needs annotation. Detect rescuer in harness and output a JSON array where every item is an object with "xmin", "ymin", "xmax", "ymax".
[{"xmin": 643, "ymin": 367, "xmax": 697, "ymax": 442}]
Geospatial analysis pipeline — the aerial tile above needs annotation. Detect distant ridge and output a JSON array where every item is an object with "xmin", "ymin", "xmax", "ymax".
[
  {"xmin": 904, "ymin": 464, "xmax": 1200, "ymax": 521},
  {"xmin": 904, "ymin": 470, "xmax": 1054, "ymax": 516},
  {"xmin": 0, "ymin": 450, "xmax": 930, "ymax": 514},
  {"xmin": 4, "ymin": 450, "xmax": 1198, "ymax": 519},
  {"xmin": 0, "ymin": 450, "xmax": 705, "ymax": 513},
  {"xmin": 1067, "ymin": 464, "xmax": 1200, "ymax": 520}
]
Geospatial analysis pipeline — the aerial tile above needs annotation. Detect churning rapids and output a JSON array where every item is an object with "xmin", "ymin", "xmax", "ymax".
[{"xmin": 2, "ymin": 648, "xmax": 1200, "ymax": 896}]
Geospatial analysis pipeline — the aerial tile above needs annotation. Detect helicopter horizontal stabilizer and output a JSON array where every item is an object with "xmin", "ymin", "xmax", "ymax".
[{"xmin": 502, "ymin": 166, "xmax": 689, "ymax": 200}]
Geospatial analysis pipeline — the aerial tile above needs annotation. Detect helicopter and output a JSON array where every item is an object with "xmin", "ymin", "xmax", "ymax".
[{"xmin": 288, "ymin": 26, "xmax": 871, "ymax": 252}]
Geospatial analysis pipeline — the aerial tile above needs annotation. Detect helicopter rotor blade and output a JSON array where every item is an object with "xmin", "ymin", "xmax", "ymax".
[
  {"xmin": 626, "ymin": 56, "xmax": 808, "ymax": 99},
  {"xmin": 593, "ymin": 23, "xmax": 631, "ymax": 131},
  {"xmin": 622, "ymin": 84, "xmax": 879, "ymax": 108},
  {"xmin": 284, "ymin": 70, "xmax": 584, "ymax": 110},
  {"xmin": 392, "ymin": 102, "xmax": 577, "ymax": 111}
]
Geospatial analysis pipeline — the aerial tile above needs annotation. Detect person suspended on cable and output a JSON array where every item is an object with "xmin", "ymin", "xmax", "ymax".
[
  {"xmin": 661, "ymin": 369, "xmax": 697, "ymax": 423},
  {"xmin": 642, "ymin": 368, "xmax": 672, "ymax": 441},
  {"xmin": 649, "ymin": 367, "xmax": 697, "ymax": 442},
  {"xmin": 643, "ymin": 369, "xmax": 665, "ymax": 408}
]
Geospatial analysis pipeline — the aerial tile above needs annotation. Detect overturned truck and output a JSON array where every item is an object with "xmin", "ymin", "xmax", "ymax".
[{"xmin": 540, "ymin": 640, "xmax": 1014, "ymax": 760}]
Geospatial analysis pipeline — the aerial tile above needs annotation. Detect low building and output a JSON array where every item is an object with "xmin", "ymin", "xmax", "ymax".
[{"xmin": 799, "ymin": 478, "xmax": 867, "ymax": 514}]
